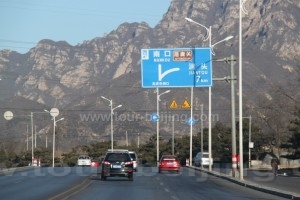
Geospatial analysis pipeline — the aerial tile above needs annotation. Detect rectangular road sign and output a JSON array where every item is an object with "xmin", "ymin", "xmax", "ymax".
[{"xmin": 141, "ymin": 48, "xmax": 212, "ymax": 88}]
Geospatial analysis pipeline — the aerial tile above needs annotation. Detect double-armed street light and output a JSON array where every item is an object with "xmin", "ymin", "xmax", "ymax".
[
  {"xmin": 185, "ymin": 17, "xmax": 233, "ymax": 172},
  {"xmin": 101, "ymin": 96, "xmax": 122, "ymax": 151},
  {"xmin": 154, "ymin": 88, "xmax": 170, "ymax": 166},
  {"xmin": 185, "ymin": 18, "xmax": 233, "ymax": 54},
  {"xmin": 44, "ymin": 108, "xmax": 64, "ymax": 167}
]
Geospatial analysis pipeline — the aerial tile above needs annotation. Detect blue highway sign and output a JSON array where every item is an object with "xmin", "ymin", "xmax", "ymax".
[
  {"xmin": 187, "ymin": 117, "xmax": 196, "ymax": 126},
  {"xmin": 151, "ymin": 113, "xmax": 159, "ymax": 122},
  {"xmin": 141, "ymin": 48, "xmax": 212, "ymax": 88}
]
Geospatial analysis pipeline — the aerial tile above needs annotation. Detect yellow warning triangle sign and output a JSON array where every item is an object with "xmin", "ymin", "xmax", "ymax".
[
  {"xmin": 169, "ymin": 99, "xmax": 179, "ymax": 109},
  {"xmin": 181, "ymin": 99, "xmax": 191, "ymax": 109}
]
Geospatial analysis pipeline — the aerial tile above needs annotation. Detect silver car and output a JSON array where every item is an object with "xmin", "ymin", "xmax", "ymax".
[
  {"xmin": 128, "ymin": 151, "xmax": 138, "ymax": 172},
  {"xmin": 194, "ymin": 152, "xmax": 213, "ymax": 167}
]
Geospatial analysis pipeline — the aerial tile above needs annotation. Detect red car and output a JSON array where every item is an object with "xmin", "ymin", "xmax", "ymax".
[
  {"xmin": 158, "ymin": 155, "xmax": 180, "ymax": 173},
  {"xmin": 90, "ymin": 159, "xmax": 100, "ymax": 167}
]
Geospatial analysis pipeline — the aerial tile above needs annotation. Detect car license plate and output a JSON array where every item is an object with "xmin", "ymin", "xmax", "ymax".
[{"xmin": 112, "ymin": 165, "xmax": 121, "ymax": 169}]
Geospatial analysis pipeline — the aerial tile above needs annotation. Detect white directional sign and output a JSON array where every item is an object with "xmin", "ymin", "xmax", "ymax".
[
  {"xmin": 141, "ymin": 48, "xmax": 212, "ymax": 88},
  {"xmin": 4, "ymin": 111, "xmax": 13, "ymax": 120}
]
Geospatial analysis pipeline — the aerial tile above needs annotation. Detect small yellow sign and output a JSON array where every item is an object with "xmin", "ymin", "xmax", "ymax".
[
  {"xmin": 169, "ymin": 99, "xmax": 179, "ymax": 109},
  {"xmin": 181, "ymin": 99, "xmax": 191, "ymax": 109}
]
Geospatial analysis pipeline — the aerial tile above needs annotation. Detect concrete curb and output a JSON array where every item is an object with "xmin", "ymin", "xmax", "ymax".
[{"xmin": 187, "ymin": 166, "xmax": 300, "ymax": 200}]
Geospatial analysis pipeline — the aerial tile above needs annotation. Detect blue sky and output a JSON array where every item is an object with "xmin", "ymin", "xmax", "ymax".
[{"xmin": 0, "ymin": 0, "xmax": 171, "ymax": 53}]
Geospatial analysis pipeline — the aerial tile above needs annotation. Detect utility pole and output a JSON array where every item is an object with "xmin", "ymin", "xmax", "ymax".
[
  {"xmin": 27, "ymin": 124, "xmax": 29, "ymax": 151},
  {"xmin": 230, "ymin": 55, "xmax": 237, "ymax": 177},
  {"xmin": 137, "ymin": 133, "xmax": 140, "ymax": 148},
  {"xmin": 213, "ymin": 55, "xmax": 237, "ymax": 177},
  {"xmin": 200, "ymin": 104, "xmax": 203, "ymax": 169},
  {"xmin": 172, "ymin": 115, "xmax": 174, "ymax": 155},
  {"xmin": 35, "ymin": 125, "xmax": 37, "ymax": 148},
  {"xmin": 125, "ymin": 131, "xmax": 128, "ymax": 146}
]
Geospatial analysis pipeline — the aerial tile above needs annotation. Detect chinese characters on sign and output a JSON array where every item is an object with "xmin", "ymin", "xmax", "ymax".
[{"xmin": 173, "ymin": 50, "xmax": 193, "ymax": 61}]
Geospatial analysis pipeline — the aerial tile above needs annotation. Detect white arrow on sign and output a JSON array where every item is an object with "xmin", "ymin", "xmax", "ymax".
[{"xmin": 158, "ymin": 64, "xmax": 180, "ymax": 81}]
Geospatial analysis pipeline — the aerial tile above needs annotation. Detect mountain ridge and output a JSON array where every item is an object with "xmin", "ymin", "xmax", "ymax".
[{"xmin": 0, "ymin": 0, "xmax": 299, "ymax": 151}]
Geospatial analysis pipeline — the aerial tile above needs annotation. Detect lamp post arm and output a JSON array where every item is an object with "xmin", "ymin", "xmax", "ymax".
[
  {"xmin": 211, "ymin": 36, "xmax": 234, "ymax": 55},
  {"xmin": 241, "ymin": 0, "xmax": 249, "ymax": 14},
  {"xmin": 185, "ymin": 17, "xmax": 211, "ymax": 41},
  {"xmin": 101, "ymin": 96, "xmax": 112, "ymax": 106},
  {"xmin": 211, "ymin": 36, "xmax": 234, "ymax": 48}
]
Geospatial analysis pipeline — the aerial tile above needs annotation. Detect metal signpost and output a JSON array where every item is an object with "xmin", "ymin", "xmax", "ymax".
[{"xmin": 141, "ymin": 48, "xmax": 212, "ymax": 88}]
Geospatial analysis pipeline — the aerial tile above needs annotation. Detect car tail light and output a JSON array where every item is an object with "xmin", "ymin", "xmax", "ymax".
[
  {"xmin": 160, "ymin": 161, "xmax": 166, "ymax": 166},
  {"xmin": 103, "ymin": 161, "xmax": 110, "ymax": 165},
  {"xmin": 124, "ymin": 161, "xmax": 133, "ymax": 165}
]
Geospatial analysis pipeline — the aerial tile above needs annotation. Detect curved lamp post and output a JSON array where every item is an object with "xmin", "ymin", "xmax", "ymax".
[
  {"xmin": 101, "ymin": 96, "xmax": 122, "ymax": 151},
  {"xmin": 185, "ymin": 17, "xmax": 233, "ymax": 172},
  {"xmin": 154, "ymin": 88, "xmax": 170, "ymax": 166}
]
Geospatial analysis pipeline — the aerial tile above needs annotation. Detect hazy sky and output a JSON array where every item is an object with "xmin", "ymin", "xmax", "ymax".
[{"xmin": 0, "ymin": 0, "xmax": 171, "ymax": 53}]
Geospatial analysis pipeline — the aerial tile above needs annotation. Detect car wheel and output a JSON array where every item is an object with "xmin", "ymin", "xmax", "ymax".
[{"xmin": 128, "ymin": 174, "xmax": 133, "ymax": 181}]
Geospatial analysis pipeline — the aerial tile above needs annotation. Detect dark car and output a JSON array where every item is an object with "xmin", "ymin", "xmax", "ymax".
[
  {"xmin": 159, "ymin": 155, "xmax": 180, "ymax": 173},
  {"xmin": 101, "ymin": 151, "xmax": 134, "ymax": 181}
]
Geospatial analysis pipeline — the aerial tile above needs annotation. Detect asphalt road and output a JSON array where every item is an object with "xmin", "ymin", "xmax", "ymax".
[
  {"xmin": 69, "ymin": 167, "xmax": 286, "ymax": 200},
  {"xmin": 0, "ymin": 166, "xmax": 298, "ymax": 200},
  {"xmin": 0, "ymin": 167, "xmax": 95, "ymax": 200}
]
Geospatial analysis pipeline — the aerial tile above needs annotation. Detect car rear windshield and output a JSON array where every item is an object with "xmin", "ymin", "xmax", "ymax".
[
  {"xmin": 78, "ymin": 156, "xmax": 90, "ymax": 159},
  {"xmin": 105, "ymin": 153, "xmax": 131, "ymax": 162},
  {"xmin": 202, "ymin": 154, "xmax": 209, "ymax": 158},
  {"xmin": 162, "ymin": 156, "xmax": 178, "ymax": 161},
  {"xmin": 129, "ymin": 153, "xmax": 136, "ymax": 160}
]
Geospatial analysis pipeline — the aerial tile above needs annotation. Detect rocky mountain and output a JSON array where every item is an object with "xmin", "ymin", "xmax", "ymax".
[{"xmin": 0, "ymin": 0, "xmax": 299, "ymax": 152}]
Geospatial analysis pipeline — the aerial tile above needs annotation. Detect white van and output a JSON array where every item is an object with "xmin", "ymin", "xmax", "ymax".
[{"xmin": 194, "ymin": 152, "xmax": 213, "ymax": 167}]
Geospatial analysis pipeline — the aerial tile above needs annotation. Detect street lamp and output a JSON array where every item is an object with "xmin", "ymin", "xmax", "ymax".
[
  {"xmin": 155, "ymin": 88, "xmax": 170, "ymax": 166},
  {"xmin": 44, "ymin": 108, "xmax": 63, "ymax": 167},
  {"xmin": 238, "ymin": 0, "xmax": 248, "ymax": 181},
  {"xmin": 4, "ymin": 111, "xmax": 48, "ymax": 166},
  {"xmin": 101, "ymin": 96, "xmax": 122, "ymax": 151},
  {"xmin": 185, "ymin": 17, "xmax": 233, "ymax": 172}
]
